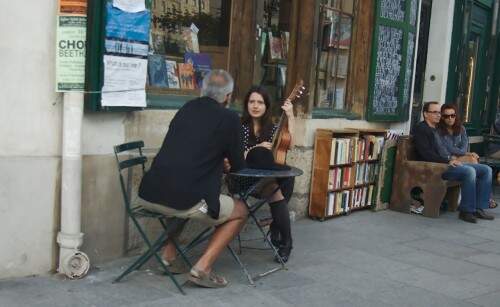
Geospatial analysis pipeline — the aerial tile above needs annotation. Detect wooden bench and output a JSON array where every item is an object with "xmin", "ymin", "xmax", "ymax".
[{"xmin": 389, "ymin": 136, "xmax": 460, "ymax": 218}]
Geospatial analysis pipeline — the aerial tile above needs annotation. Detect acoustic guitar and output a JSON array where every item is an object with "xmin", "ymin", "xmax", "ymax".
[{"xmin": 271, "ymin": 80, "xmax": 306, "ymax": 165}]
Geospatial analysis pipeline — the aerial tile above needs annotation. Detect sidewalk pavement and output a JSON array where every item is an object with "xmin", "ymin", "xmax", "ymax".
[{"xmin": 1, "ymin": 196, "xmax": 500, "ymax": 307}]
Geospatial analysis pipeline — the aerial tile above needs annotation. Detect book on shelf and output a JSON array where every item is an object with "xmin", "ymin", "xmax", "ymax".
[
  {"xmin": 178, "ymin": 63, "xmax": 196, "ymax": 89},
  {"xmin": 165, "ymin": 60, "xmax": 180, "ymax": 89},
  {"xmin": 184, "ymin": 52, "xmax": 212, "ymax": 89},
  {"xmin": 148, "ymin": 54, "xmax": 168, "ymax": 88}
]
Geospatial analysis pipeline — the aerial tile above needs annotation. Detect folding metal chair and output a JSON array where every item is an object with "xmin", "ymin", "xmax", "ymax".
[{"xmin": 112, "ymin": 141, "xmax": 191, "ymax": 295}]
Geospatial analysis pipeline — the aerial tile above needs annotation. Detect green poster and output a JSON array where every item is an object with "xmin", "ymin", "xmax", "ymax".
[{"xmin": 56, "ymin": 16, "xmax": 87, "ymax": 92}]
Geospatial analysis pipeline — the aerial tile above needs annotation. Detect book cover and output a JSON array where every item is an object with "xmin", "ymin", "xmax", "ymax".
[
  {"xmin": 147, "ymin": 54, "xmax": 168, "ymax": 88},
  {"xmin": 181, "ymin": 27, "xmax": 200, "ymax": 53},
  {"xmin": 184, "ymin": 52, "xmax": 212, "ymax": 89},
  {"xmin": 165, "ymin": 60, "xmax": 180, "ymax": 89},
  {"xmin": 178, "ymin": 63, "xmax": 196, "ymax": 89},
  {"xmin": 268, "ymin": 31, "xmax": 283, "ymax": 60},
  {"xmin": 330, "ymin": 138, "xmax": 337, "ymax": 165},
  {"xmin": 324, "ymin": 13, "xmax": 351, "ymax": 49}
]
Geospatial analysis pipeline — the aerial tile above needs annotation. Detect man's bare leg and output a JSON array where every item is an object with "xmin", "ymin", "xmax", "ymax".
[{"xmin": 193, "ymin": 198, "xmax": 247, "ymax": 274}]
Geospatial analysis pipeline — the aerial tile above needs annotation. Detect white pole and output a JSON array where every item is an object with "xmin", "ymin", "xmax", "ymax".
[{"xmin": 57, "ymin": 91, "xmax": 90, "ymax": 279}]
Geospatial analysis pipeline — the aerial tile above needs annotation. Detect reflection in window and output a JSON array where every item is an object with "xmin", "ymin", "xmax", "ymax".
[
  {"xmin": 147, "ymin": 0, "xmax": 231, "ymax": 92},
  {"xmin": 463, "ymin": 35, "xmax": 479, "ymax": 123},
  {"xmin": 315, "ymin": 0, "xmax": 355, "ymax": 110}
]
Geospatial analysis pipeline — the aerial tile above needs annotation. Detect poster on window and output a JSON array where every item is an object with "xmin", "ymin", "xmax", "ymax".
[
  {"xmin": 101, "ymin": 55, "xmax": 147, "ymax": 107},
  {"xmin": 58, "ymin": 0, "xmax": 87, "ymax": 16},
  {"xmin": 105, "ymin": 2, "xmax": 150, "ymax": 43},
  {"xmin": 55, "ymin": 16, "xmax": 87, "ymax": 92}
]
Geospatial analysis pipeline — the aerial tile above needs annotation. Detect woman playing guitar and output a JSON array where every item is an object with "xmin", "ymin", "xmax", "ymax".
[{"xmin": 231, "ymin": 85, "xmax": 300, "ymax": 263}]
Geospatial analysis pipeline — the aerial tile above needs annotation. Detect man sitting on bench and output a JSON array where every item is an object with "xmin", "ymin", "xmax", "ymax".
[
  {"xmin": 413, "ymin": 101, "xmax": 494, "ymax": 223},
  {"xmin": 139, "ymin": 70, "xmax": 247, "ymax": 288}
]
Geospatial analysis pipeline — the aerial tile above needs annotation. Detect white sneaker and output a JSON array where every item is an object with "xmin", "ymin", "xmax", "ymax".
[{"xmin": 410, "ymin": 205, "xmax": 424, "ymax": 215}]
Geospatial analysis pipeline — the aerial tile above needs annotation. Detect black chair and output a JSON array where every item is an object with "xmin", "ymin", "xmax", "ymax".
[{"xmin": 112, "ymin": 141, "xmax": 191, "ymax": 295}]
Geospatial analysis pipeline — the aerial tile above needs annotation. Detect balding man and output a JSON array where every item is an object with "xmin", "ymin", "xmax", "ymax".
[{"xmin": 139, "ymin": 70, "xmax": 247, "ymax": 288}]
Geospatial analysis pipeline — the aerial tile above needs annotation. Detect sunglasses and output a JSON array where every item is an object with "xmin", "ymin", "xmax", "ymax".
[
  {"xmin": 442, "ymin": 114, "xmax": 456, "ymax": 119},
  {"xmin": 425, "ymin": 111, "xmax": 441, "ymax": 115}
]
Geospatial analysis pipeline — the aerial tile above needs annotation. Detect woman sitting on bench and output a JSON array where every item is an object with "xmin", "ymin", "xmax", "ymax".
[{"xmin": 436, "ymin": 103, "xmax": 497, "ymax": 209}]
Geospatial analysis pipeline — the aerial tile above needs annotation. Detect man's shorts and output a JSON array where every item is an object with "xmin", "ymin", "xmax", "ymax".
[{"xmin": 141, "ymin": 195, "xmax": 234, "ymax": 226}]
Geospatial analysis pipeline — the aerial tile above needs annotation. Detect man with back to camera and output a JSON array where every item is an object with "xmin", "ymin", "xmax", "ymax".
[{"xmin": 139, "ymin": 69, "xmax": 247, "ymax": 288}]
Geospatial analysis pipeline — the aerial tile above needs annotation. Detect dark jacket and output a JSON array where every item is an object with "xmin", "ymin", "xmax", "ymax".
[
  {"xmin": 412, "ymin": 121, "xmax": 450, "ymax": 163},
  {"xmin": 139, "ymin": 97, "xmax": 245, "ymax": 219}
]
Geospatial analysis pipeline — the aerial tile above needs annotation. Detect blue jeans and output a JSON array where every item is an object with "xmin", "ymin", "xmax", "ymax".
[{"xmin": 441, "ymin": 163, "xmax": 492, "ymax": 213}]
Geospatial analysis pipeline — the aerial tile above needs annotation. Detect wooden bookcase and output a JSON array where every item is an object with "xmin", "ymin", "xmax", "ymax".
[{"xmin": 309, "ymin": 128, "xmax": 386, "ymax": 220}]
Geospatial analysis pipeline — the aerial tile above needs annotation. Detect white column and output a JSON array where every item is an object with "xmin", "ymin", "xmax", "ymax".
[
  {"xmin": 422, "ymin": 0, "xmax": 456, "ymax": 104},
  {"xmin": 57, "ymin": 92, "xmax": 90, "ymax": 279}
]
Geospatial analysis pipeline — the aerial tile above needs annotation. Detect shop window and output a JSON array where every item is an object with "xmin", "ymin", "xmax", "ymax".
[
  {"xmin": 314, "ymin": 0, "xmax": 355, "ymax": 110},
  {"xmin": 85, "ymin": 0, "xmax": 232, "ymax": 111},
  {"xmin": 148, "ymin": 0, "xmax": 231, "ymax": 93}
]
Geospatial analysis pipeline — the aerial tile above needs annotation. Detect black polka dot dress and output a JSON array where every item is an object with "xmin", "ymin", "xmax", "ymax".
[{"xmin": 228, "ymin": 123, "xmax": 278, "ymax": 195}]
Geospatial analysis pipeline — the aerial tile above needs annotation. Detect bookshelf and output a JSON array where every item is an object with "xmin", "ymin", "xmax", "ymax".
[{"xmin": 309, "ymin": 128, "xmax": 386, "ymax": 220}]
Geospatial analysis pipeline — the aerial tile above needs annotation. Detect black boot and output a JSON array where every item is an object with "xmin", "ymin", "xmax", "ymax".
[
  {"xmin": 270, "ymin": 199, "xmax": 293, "ymax": 263},
  {"xmin": 267, "ymin": 221, "xmax": 281, "ymax": 248}
]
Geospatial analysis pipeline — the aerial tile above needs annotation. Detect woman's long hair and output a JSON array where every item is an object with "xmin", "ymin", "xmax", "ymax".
[
  {"xmin": 437, "ymin": 103, "xmax": 463, "ymax": 136},
  {"xmin": 241, "ymin": 86, "xmax": 275, "ymax": 140}
]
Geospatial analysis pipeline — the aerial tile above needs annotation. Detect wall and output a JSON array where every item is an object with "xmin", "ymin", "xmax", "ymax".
[
  {"xmin": 422, "ymin": 0, "xmax": 455, "ymax": 103},
  {"xmin": 0, "ymin": 1, "xmax": 61, "ymax": 278}
]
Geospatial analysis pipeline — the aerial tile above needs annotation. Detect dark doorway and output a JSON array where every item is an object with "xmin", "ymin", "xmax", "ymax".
[{"xmin": 410, "ymin": 0, "xmax": 433, "ymax": 132}]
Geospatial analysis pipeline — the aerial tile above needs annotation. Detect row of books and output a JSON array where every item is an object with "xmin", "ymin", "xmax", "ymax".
[
  {"xmin": 328, "ymin": 163, "xmax": 379, "ymax": 190},
  {"xmin": 329, "ymin": 135, "xmax": 385, "ymax": 165},
  {"xmin": 326, "ymin": 185, "xmax": 375, "ymax": 216},
  {"xmin": 147, "ymin": 52, "xmax": 211, "ymax": 90},
  {"xmin": 354, "ymin": 163, "xmax": 379, "ymax": 185}
]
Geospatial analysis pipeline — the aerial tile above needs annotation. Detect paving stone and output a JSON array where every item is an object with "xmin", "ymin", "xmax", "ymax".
[
  {"xmin": 1, "ymin": 204, "xmax": 500, "ymax": 307},
  {"xmin": 402, "ymin": 237, "xmax": 485, "ymax": 259},
  {"xmin": 464, "ymin": 253, "xmax": 500, "ymax": 269},
  {"xmin": 467, "ymin": 290, "xmax": 500, "ymax": 307}
]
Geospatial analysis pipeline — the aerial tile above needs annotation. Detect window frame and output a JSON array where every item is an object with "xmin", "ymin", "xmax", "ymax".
[{"xmin": 366, "ymin": 0, "xmax": 419, "ymax": 122}]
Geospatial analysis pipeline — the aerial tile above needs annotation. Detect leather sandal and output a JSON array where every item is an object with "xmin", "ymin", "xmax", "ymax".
[
  {"xmin": 188, "ymin": 267, "xmax": 228, "ymax": 288},
  {"xmin": 161, "ymin": 257, "xmax": 190, "ymax": 274}
]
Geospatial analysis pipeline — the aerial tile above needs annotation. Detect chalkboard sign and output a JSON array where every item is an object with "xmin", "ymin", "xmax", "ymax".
[
  {"xmin": 373, "ymin": 26, "xmax": 403, "ymax": 115},
  {"xmin": 367, "ymin": 0, "xmax": 419, "ymax": 122},
  {"xmin": 380, "ymin": 0, "xmax": 405, "ymax": 22}
]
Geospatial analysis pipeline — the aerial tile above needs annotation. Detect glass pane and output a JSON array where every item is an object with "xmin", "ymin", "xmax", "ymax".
[
  {"xmin": 342, "ymin": 0, "xmax": 354, "ymax": 14},
  {"xmin": 147, "ymin": 0, "xmax": 231, "ymax": 90},
  {"xmin": 410, "ymin": 0, "xmax": 418, "ymax": 26},
  {"xmin": 373, "ymin": 26, "xmax": 403, "ymax": 115},
  {"xmin": 380, "ymin": 0, "xmax": 405, "ymax": 22},
  {"xmin": 403, "ymin": 32, "xmax": 415, "ymax": 111},
  {"xmin": 463, "ymin": 34, "xmax": 480, "ymax": 123},
  {"xmin": 316, "ymin": 7, "xmax": 353, "ymax": 110}
]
